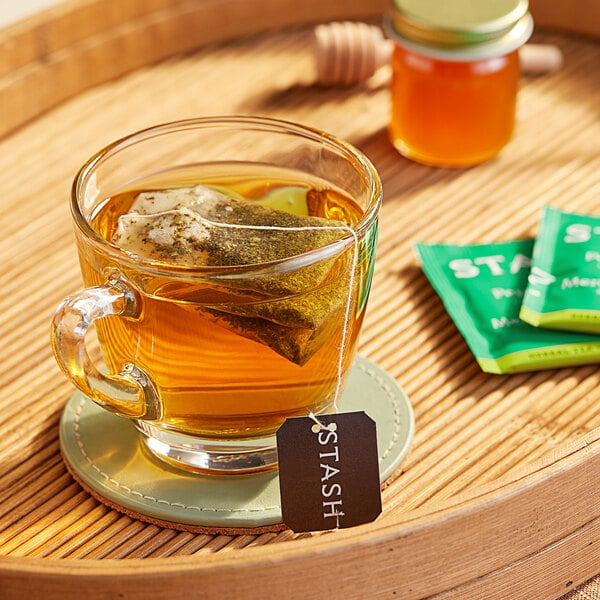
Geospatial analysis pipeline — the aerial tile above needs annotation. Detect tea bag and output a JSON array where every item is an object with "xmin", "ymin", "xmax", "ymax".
[
  {"xmin": 113, "ymin": 185, "xmax": 353, "ymax": 365},
  {"xmin": 202, "ymin": 300, "xmax": 341, "ymax": 367},
  {"xmin": 113, "ymin": 186, "xmax": 346, "ymax": 293}
]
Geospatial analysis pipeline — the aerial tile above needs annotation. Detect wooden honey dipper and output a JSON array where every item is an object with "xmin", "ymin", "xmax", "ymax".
[{"xmin": 314, "ymin": 21, "xmax": 564, "ymax": 85}]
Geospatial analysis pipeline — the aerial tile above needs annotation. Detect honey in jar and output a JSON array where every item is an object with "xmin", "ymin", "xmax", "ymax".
[{"xmin": 386, "ymin": 0, "xmax": 533, "ymax": 167}]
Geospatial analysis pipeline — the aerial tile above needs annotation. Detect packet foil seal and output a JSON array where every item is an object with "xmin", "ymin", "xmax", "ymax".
[
  {"xmin": 415, "ymin": 239, "xmax": 600, "ymax": 374},
  {"xmin": 520, "ymin": 206, "xmax": 600, "ymax": 335}
]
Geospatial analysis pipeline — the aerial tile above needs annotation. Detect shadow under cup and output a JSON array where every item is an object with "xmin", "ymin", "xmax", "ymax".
[{"xmin": 52, "ymin": 117, "xmax": 382, "ymax": 474}]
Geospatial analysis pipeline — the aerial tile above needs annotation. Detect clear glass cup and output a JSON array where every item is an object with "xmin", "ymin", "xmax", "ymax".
[{"xmin": 51, "ymin": 116, "xmax": 382, "ymax": 474}]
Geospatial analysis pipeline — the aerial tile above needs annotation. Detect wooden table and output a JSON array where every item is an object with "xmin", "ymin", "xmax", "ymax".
[{"xmin": 0, "ymin": 1, "xmax": 599, "ymax": 598}]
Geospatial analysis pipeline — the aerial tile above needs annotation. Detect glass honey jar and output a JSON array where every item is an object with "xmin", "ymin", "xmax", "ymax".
[{"xmin": 386, "ymin": 0, "xmax": 533, "ymax": 167}]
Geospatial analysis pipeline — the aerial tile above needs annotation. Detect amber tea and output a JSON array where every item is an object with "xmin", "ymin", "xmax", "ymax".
[{"xmin": 81, "ymin": 164, "xmax": 369, "ymax": 440}]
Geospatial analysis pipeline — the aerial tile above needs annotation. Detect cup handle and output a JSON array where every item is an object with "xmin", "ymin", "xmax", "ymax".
[{"xmin": 51, "ymin": 275, "xmax": 162, "ymax": 421}]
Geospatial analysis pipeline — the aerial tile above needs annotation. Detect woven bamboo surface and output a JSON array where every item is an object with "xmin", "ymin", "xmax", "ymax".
[{"xmin": 0, "ymin": 1, "xmax": 599, "ymax": 598}]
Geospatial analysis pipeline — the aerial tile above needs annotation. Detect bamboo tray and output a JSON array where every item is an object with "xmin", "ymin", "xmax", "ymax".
[{"xmin": 0, "ymin": 1, "xmax": 599, "ymax": 598}]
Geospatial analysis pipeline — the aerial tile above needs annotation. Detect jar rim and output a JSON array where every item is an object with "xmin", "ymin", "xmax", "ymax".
[
  {"xmin": 391, "ymin": 0, "xmax": 529, "ymax": 45},
  {"xmin": 384, "ymin": 11, "xmax": 533, "ymax": 62}
]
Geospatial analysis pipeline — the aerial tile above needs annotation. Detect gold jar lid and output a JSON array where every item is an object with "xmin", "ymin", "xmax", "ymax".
[{"xmin": 388, "ymin": 0, "xmax": 533, "ymax": 60}]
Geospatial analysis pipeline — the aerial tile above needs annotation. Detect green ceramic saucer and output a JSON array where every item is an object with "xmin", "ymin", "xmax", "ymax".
[{"xmin": 59, "ymin": 355, "xmax": 414, "ymax": 533}]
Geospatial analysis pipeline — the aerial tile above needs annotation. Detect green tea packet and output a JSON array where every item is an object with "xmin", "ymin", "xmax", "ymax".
[
  {"xmin": 520, "ymin": 206, "xmax": 600, "ymax": 334},
  {"xmin": 114, "ymin": 185, "xmax": 353, "ymax": 365},
  {"xmin": 415, "ymin": 239, "xmax": 600, "ymax": 374}
]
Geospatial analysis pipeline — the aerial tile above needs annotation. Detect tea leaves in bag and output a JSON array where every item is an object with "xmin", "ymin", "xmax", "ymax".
[{"xmin": 113, "ymin": 185, "xmax": 354, "ymax": 365}]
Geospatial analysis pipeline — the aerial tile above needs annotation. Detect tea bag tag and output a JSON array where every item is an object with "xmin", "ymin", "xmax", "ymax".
[{"xmin": 276, "ymin": 411, "xmax": 382, "ymax": 533}]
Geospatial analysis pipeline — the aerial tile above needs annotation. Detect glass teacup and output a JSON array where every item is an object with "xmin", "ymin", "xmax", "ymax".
[{"xmin": 51, "ymin": 116, "xmax": 381, "ymax": 474}]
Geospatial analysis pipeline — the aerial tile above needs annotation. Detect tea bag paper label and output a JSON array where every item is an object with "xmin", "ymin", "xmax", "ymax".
[{"xmin": 276, "ymin": 412, "xmax": 381, "ymax": 533}]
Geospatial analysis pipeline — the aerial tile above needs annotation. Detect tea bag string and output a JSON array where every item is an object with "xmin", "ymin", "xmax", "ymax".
[{"xmin": 197, "ymin": 217, "xmax": 359, "ymax": 416}]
